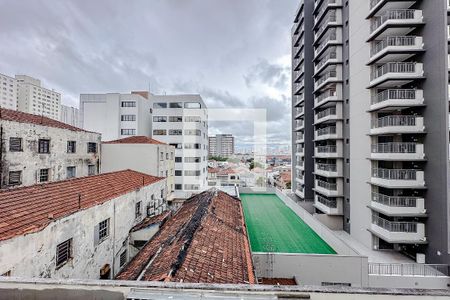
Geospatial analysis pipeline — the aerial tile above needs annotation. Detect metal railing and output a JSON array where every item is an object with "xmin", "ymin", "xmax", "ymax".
[
  {"xmin": 315, "ymin": 29, "xmax": 337, "ymax": 54},
  {"xmin": 371, "ymin": 115, "xmax": 417, "ymax": 128},
  {"xmin": 316, "ymin": 70, "xmax": 338, "ymax": 87},
  {"xmin": 315, "ymin": 0, "xmax": 339, "ymax": 23},
  {"xmin": 317, "ymin": 163, "xmax": 337, "ymax": 172},
  {"xmin": 369, "ymin": 263, "xmax": 449, "ymax": 277},
  {"xmin": 372, "ymin": 192, "xmax": 418, "ymax": 207},
  {"xmin": 317, "ymin": 179, "xmax": 337, "ymax": 191},
  {"xmin": 371, "ymin": 142, "xmax": 417, "ymax": 154},
  {"xmin": 296, "ymin": 106, "xmax": 304, "ymax": 116},
  {"xmin": 372, "ymin": 215, "xmax": 418, "ymax": 232},
  {"xmin": 371, "ymin": 62, "xmax": 417, "ymax": 80},
  {"xmin": 316, "ymin": 50, "xmax": 338, "ymax": 71},
  {"xmin": 315, "ymin": 12, "xmax": 337, "ymax": 38},
  {"xmin": 371, "ymin": 9, "xmax": 418, "ymax": 33},
  {"xmin": 317, "ymin": 107, "xmax": 337, "ymax": 119},
  {"xmin": 372, "ymin": 168, "xmax": 418, "ymax": 180},
  {"xmin": 295, "ymin": 120, "xmax": 304, "ymax": 129},
  {"xmin": 317, "ymin": 126, "xmax": 337, "ymax": 136},
  {"xmin": 316, "ymin": 89, "xmax": 337, "ymax": 103},
  {"xmin": 371, "ymin": 36, "xmax": 418, "ymax": 56},
  {"xmin": 317, "ymin": 145, "xmax": 337, "ymax": 153},
  {"xmin": 371, "ymin": 89, "xmax": 417, "ymax": 104},
  {"xmin": 317, "ymin": 195, "xmax": 337, "ymax": 208}
]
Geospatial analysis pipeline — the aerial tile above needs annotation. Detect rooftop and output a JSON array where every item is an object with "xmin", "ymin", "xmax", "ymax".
[
  {"xmin": 131, "ymin": 210, "xmax": 172, "ymax": 232},
  {"xmin": 116, "ymin": 189, "xmax": 255, "ymax": 284},
  {"xmin": 0, "ymin": 170, "xmax": 164, "ymax": 242},
  {"xmin": 0, "ymin": 108, "xmax": 93, "ymax": 133},
  {"xmin": 103, "ymin": 136, "xmax": 167, "ymax": 145}
]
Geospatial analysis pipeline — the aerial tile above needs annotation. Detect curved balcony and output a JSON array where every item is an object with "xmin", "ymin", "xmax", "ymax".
[
  {"xmin": 368, "ymin": 36, "xmax": 424, "ymax": 65},
  {"xmin": 371, "ymin": 168, "xmax": 425, "ymax": 188},
  {"xmin": 315, "ymin": 49, "xmax": 342, "ymax": 76},
  {"xmin": 370, "ymin": 115, "xmax": 425, "ymax": 135},
  {"xmin": 315, "ymin": 178, "xmax": 343, "ymax": 197},
  {"xmin": 294, "ymin": 93, "xmax": 304, "ymax": 107},
  {"xmin": 315, "ymin": 141, "xmax": 343, "ymax": 158},
  {"xmin": 367, "ymin": 0, "xmax": 418, "ymax": 19},
  {"xmin": 368, "ymin": 9, "xmax": 424, "ymax": 42},
  {"xmin": 315, "ymin": 122, "xmax": 343, "ymax": 140},
  {"xmin": 294, "ymin": 120, "xmax": 304, "ymax": 131},
  {"xmin": 370, "ymin": 89, "xmax": 424, "ymax": 111},
  {"xmin": 314, "ymin": 194, "xmax": 343, "ymax": 215},
  {"xmin": 315, "ymin": 0, "xmax": 343, "ymax": 26},
  {"xmin": 370, "ymin": 215, "xmax": 426, "ymax": 244},
  {"xmin": 294, "ymin": 106, "xmax": 304, "ymax": 119},
  {"xmin": 314, "ymin": 86, "xmax": 342, "ymax": 108},
  {"xmin": 370, "ymin": 192, "xmax": 426, "ymax": 216},
  {"xmin": 315, "ymin": 70, "xmax": 342, "ymax": 91},
  {"xmin": 369, "ymin": 62, "xmax": 424, "ymax": 88},
  {"xmin": 370, "ymin": 142, "xmax": 425, "ymax": 160},
  {"xmin": 314, "ymin": 29, "xmax": 342, "ymax": 57},
  {"xmin": 314, "ymin": 12, "xmax": 342, "ymax": 42},
  {"xmin": 315, "ymin": 103, "xmax": 343, "ymax": 124},
  {"xmin": 315, "ymin": 162, "xmax": 342, "ymax": 177}
]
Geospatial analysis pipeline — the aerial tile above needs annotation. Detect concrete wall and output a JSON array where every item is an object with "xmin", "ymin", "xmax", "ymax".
[
  {"xmin": 1, "ymin": 120, "xmax": 101, "ymax": 188},
  {"xmin": 368, "ymin": 274, "xmax": 449, "ymax": 290},
  {"xmin": 0, "ymin": 179, "xmax": 167, "ymax": 279}
]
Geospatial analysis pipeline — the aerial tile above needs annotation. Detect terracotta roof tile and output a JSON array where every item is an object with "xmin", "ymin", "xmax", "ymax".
[
  {"xmin": 260, "ymin": 278, "xmax": 297, "ymax": 286},
  {"xmin": 103, "ymin": 136, "xmax": 167, "ymax": 145},
  {"xmin": 0, "ymin": 170, "xmax": 164, "ymax": 241},
  {"xmin": 0, "ymin": 108, "xmax": 95, "ymax": 133},
  {"xmin": 116, "ymin": 189, "xmax": 255, "ymax": 284}
]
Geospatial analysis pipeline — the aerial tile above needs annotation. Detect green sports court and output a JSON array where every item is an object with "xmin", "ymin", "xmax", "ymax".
[{"xmin": 240, "ymin": 193, "xmax": 336, "ymax": 254}]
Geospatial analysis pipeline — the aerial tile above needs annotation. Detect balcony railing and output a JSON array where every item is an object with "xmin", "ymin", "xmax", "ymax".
[
  {"xmin": 371, "ymin": 115, "xmax": 417, "ymax": 128},
  {"xmin": 317, "ymin": 107, "xmax": 337, "ymax": 119},
  {"xmin": 372, "ymin": 168, "xmax": 418, "ymax": 180},
  {"xmin": 371, "ymin": 89, "xmax": 417, "ymax": 104},
  {"xmin": 317, "ymin": 145, "xmax": 337, "ymax": 153},
  {"xmin": 369, "ymin": 263, "xmax": 449, "ymax": 277},
  {"xmin": 315, "ymin": 0, "xmax": 340, "ymax": 22},
  {"xmin": 316, "ymin": 89, "xmax": 337, "ymax": 104},
  {"xmin": 371, "ymin": 142, "xmax": 417, "ymax": 154},
  {"xmin": 317, "ymin": 195, "xmax": 337, "ymax": 208},
  {"xmin": 295, "ymin": 120, "xmax": 304, "ymax": 129},
  {"xmin": 317, "ymin": 163, "xmax": 337, "ymax": 172},
  {"xmin": 315, "ymin": 13, "xmax": 337, "ymax": 38},
  {"xmin": 316, "ymin": 71, "xmax": 337, "ymax": 87},
  {"xmin": 371, "ymin": 36, "xmax": 419, "ymax": 56},
  {"xmin": 315, "ymin": 30, "xmax": 337, "ymax": 54},
  {"xmin": 295, "ymin": 106, "xmax": 304, "ymax": 116},
  {"xmin": 317, "ymin": 179, "xmax": 337, "ymax": 191},
  {"xmin": 369, "ymin": 0, "xmax": 382, "ymax": 9},
  {"xmin": 372, "ymin": 215, "xmax": 417, "ymax": 232},
  {"xmin": 371, "ymin": 62, "xmax": 417, "ymax": 80},
  {"xmin": 317, "ymin": 126, "xmax": 337, "ymax": 136},
  {"xmin": 372, "ymin": 192, "xmax": 418, "ymax": 207},
  {"xmin": 371, "ymin": 9, "xmax": 418, "ymax": 33},
  {"xmin": 316, "ymin": 51, "xmax": 337, "ymax": 71}
]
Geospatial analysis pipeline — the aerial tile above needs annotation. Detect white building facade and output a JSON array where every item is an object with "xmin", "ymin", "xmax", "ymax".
[
  {"xmin": 0, "ymin": 108, "xmax": 101, "ymax": 189},
  {"xmin": 0, "ymin": 73, "xmax": 17, "ymax": 110},
  {"xmin": 16, "ymin": 75, "xmax": 61, "ymax": 120},
  {"xmin": 80, "ymin": 92, "xmax": 152, "ymax": 141},
  {"xmin": 150, "ymin": 94, "xmax": 208, "ymax": 199},
  {"xmin": 60, "ymin": 105, "xmax": 80, "ymax": 127}
]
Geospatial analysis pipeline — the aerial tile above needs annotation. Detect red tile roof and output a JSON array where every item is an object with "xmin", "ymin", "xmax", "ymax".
[
  {"xmin": 116, "ymin": 189, "xmax": 255, "ymax": 284},
  {"xmin": 103, "ymin": 136, "xmax": 167, "ymax": 145},
  {"xmin": 131, "ymin": 210, "xmax": 172, "ymax": 232},
  {"xmin": 0, "ymin": 107, "xmax": 95, "ymax": 133},
  {"xmin": 260, "ymin": 278, "xmax": 297, "ymax": 286},
  {"xmin": 0, "ymin": 170, "xmax": 164, "ymax": 242}
]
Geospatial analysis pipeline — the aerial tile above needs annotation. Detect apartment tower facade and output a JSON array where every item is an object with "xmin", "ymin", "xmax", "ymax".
[
  {"xmin": 292, "ymin": 0, "xmax": 450, "ymax": 265},
  {"xmin": 208, "ymin": 134, "xmax": 235, "ymax": 158}
]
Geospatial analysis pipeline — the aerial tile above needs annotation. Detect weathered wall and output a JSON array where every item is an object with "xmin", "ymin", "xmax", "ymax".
[
  {"xmin": 0, "ymin": 179, "xmax": 167, "ymax": 280},
  {"xmin": 1, "ymin": 120, "xmax": 101, "ymax": 188}
]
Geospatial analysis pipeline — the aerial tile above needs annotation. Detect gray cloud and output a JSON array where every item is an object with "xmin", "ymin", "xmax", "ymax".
[{"xmin": 244, "ymin": 59, "xmax": 290, "ymax": 90}]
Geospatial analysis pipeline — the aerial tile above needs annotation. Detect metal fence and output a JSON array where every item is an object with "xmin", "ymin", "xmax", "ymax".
[{"xmin": 369, "ymin": 263, "xmax": 449, "ymax": 277}]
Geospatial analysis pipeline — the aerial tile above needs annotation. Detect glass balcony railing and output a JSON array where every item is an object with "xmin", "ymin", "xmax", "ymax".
[
  {"xmin": 317, "ymin": 107, "xmax": 337, "ymax": 120},
  {"xmin": 317, "ymin": 195, "xmax": 337, "ymax": 208},
  {"xmin": 316, "ymin": 51, "xmax": 337, "ymax": 71},
  {"xmin": 315, "ymin": 29, "xmax": 337, "ymax": 54},
  {"xmin": 316, "ymin": 70, "xmax": 337, "ymax": 87},
  {"xmin": 317, "ymin": 179, "xmax": 337, "ymax": 191},
  {"xmin": 316, "ymin": 89, "xmax": 337, "ymax": 104}
]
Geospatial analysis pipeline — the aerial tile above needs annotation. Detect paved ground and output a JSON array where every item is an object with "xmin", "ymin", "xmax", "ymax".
[{"xmin": 240, "ymin": 193, "xmax": 336, "ymax": 254}]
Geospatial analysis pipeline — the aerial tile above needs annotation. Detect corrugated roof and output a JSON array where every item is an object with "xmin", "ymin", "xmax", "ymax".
[
  {"xmin": 103, "ymin": 136, "xmax": 167, "ymax": 145},
  {"xmin": 0, "ymin": 108, "xmax": 95, "ymax": 133},
  {"xmin": 0, "ymin": 170, "xmax": 164, "ymax": 241},
  {"xmin": 116, "ymin": 189, "xmax": 255, "ymax": 284}
]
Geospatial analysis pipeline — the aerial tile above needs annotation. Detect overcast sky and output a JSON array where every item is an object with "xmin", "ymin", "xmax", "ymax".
[{"xmin": 0, "ymin": 0, "xmax": 297, "ymax": 148}]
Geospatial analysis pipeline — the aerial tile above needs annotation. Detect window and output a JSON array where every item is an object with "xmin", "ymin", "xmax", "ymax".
[
  {"xmin": 184, "ymin": 184, "xmax": 200, "ymax": 190},
  {"xmin": 86, "ymin": 142, "xmax": 97, "ymax": 153},
  {"xmin": 169, "ymin": 102, "xmax": 183, "ymax": 108},
  {"xmin": 88, "ymin": 165, "xmax": 96, "ymax": 176},
  {"xmin": 1, "ymin": 270, "xmax": 11, "ymax": 276},
  {"xmin": 170, "ymin": 143, "xmax": 182, "ymax": 149},
  {"xmin": 160, "ymin": 189, "xmax": 165, "ymax": 198},
  {"xmin": 184, "ymin": 143, "xmax": 201, "ymax": 149},
  {"xmin": 96, "ymin": 219, "xmax": 110, "ymax": 244},
  {"xmin": 153, "ymin": 116, "xmax": 167, "ymax": 122},
  {"xmin": 166, "ymin": 152, "xmax": 169, "ymax": 160},
  {"xmin": 169, "ymin": 129, "xmax": 182, "ymax": 135},
  {"xmin": 185, "ymin": 157, "xmax": 201, "ymax": 163},
  {"xmin": 160, "ymin": 151, "xmax": 164, "ymax": 161},
  {"xmin": 169, "ymin": 116, "xmax": 182, "ymax": 122},
  {"xmin": 67, "ymin": 141, "xmax": 76, "ymax": 153},
  {"xmin": 185, "ymin": 116, "xmax": 201, "ymax": 122},
  {"xmin": 184, "ymin": 170, "xmax": 201, "ymax": 176},
  {"xmin": 8, "ymin": 171, "xmax": 21, "ymax": 185},
  {"xmin": 9, "ymin": 137, "xmax": 22, "ymax": 152},
  {"xmin": 56, "ymin": 239, "xmax": 72, "ymax": 268},
  {"xmin": 120, "ymin": 250, "xmax": 127, "ymax": 267},
  {"xmin": 175, "ymin": 170, "xmax": 182, "ymax": 176},
  {"xmin": 135, "ymin": 201, "xmax": 142, "ymax": 218},
  {"xmin": 38, "ymin": 139, "xmax": 50, "ymax": 153},
  {"xmin": 121, "ymin": 115, "xmax": 136, "ymax": 121},
  {"xmin": 67, "ymin": 166, "xmax": 76, "ymax": 179},
  {"xmin": 175, "ymin": 184, "xmax": 182, "ymax": 190},
  {"xmin": 185, "ymin": 129, "xmax": 201, "ymax": 136},
  {"xmin": 153, "ymin": 129, "xmax": 167, "ymax": 136},
  {"xmin": 184, "ymin": 102, "xmax": 201, "ymax": 109},
  {"xmin": 121, "ymin": 101, "xmax": 136, "ymax": 107},
  {"xmin": 175, "ymin": 157, "xmax": 182, "ymax": 163},
  {"xmin": 153, "ymin": 102, "xmax": 167, "ymax": 108},
  {"xmin": 39, "ymin": 169, "xmax": 49, "ymax": 182},
  {"xmin": 121, "ymin": 129, "xmax": 136, "ymax": 135}
]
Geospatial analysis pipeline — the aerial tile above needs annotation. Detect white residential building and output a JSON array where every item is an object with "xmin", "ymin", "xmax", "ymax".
[
  {"xmin": 60, "ymin": 104, "xmax": 80, "ymax": 127},
  {"xmin": 79, "ymin": 92, "xmax": 152, "ymax": 141},
  {"xmin": 0, "ymin": 170, "xmax": 168, "ymax": 279},
  {"xmin": 0, "ymin": 73, "xmax": 17, "ymax": 110},
  {"xmin": 101, "ymin": 136, "xmax": 175, "ymax": 201},
  {"xmin": 208, "ymin": 134, "xmax": 235, "ymax": 157},
  {"xmin": 0, "ymin": 108, "xmax": 101, "ymax": 189},
  {"xmin": 16, "ymin": 75, "xmax": 61, "ymax": 120},
  {"xmin": 150, "ymin": 94, "xmax": 208, "ymax": 199}
]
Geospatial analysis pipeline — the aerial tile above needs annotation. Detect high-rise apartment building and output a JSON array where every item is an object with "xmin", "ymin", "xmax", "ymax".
[
  {"xmin": 0, "ymin": 73, "xmax": 17, "ymax": 110},
  {"xmin": 150, "ymin": 94, "xmax": 208, "ymax": 200},
  {"xmin": 16, "ymin": 75, "xmax": 61, "ymax": 120},
  {"xmin": 292, "ymin": 0, "xmax": 450, "ymax": 265},
  {"xmin": 208, "ymin": 134, "xmax": 235, "ymax": 157},
  {"xmin": 60, "ymin": 104, "xmax": 80, "ymax": 127},
  {"xmin": 79, "ymin": 92, "xmax": 152, "ymax": 141}
]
